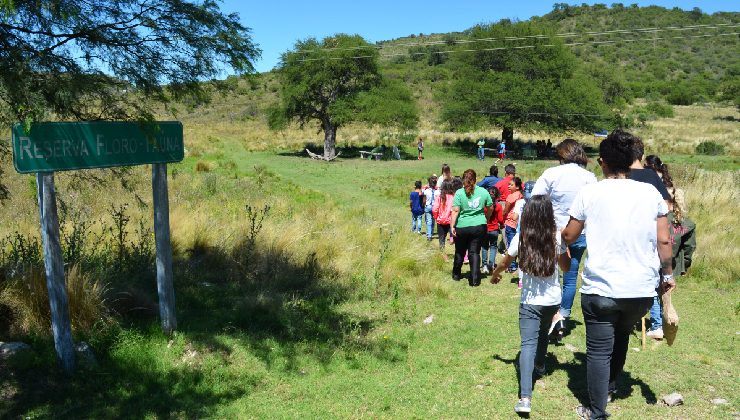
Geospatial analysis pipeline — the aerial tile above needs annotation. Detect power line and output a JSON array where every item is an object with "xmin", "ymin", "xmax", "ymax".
[
  {"xmin": 378, "ymin": 23, "xmax": 740, "ymax": 49},
  {"xmin": 474, "ymin": 110, "xmax": 613, "ymax": 118},
  {"xmin": 294, "ymin": 31, "xmax": 739, "ymax": 62},
  {"xmin": 296, "ymin": 23, "xmax": 740, "ymax": 55}
]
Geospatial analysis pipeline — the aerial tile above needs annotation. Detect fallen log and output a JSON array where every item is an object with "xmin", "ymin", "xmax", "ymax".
[{"xmin": 306, "ymin": 149, "xmax": 341, "ymax": 161}]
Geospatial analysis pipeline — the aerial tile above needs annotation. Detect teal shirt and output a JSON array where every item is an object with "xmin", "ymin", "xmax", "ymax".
[{"xmin": 452, "ymin": 186, "xmax": 493, "ymax": 228}]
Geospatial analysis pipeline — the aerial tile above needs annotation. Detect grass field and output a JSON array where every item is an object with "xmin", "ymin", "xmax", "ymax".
[
  {"xmin": 1, "ymin": 91, "xmax": 739, "ymax": 418},
  {"xmin": 1, "ymin": 126, "xmax": 738, "ymax": 418}
]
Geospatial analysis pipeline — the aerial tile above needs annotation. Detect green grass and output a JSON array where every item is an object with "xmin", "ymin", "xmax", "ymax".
[{"xmin": 1, "ymin": 139, "xmax": 738, "ymax": 418}]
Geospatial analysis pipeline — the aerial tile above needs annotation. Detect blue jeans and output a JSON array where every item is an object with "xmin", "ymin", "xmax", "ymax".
[
  {"xmin": 649, "ymin": 295, "xmax": 662, "ymax": 331},
  {"xmin": 519, "ymin": 304, "xmax": 559, "ymax": 398},
  {"xmin": 477, "ymin": 148, "xmax": 485, "ymax": 160},
  {"xmin": 505, "ymin": 225, "xmax": 518, "ymax": 270},
  {"xmin": 411, "ymin": 214, "xmax": 423, "ymax": 233},
  {"xmin": 425, "ymin": 210, "xmax": 435, "ymax": 239},
  {"xmin": 560, "ymin": 233, "xmax": 587, "ymax": 318},
  {"xmin": 481, "ymin": 230, "xmax": 499, "ymax": 268}
]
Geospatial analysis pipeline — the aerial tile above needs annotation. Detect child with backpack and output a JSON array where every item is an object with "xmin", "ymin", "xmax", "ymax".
[{"xmin": 490, "ymin": 195, "xmax": 570, "ymax": 415}]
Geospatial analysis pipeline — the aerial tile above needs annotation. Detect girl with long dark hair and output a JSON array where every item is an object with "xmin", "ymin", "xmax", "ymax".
[
  {"xmin": 643, "ymin": 154, "xmax": 695, "ymax": 340},
  {"xmin": 449, "ymin": 169, "xmax": 492, "ymax": 286},
  {"xmin": 491, "ymin": 195, "xmax": 570, "ymax": 415}
]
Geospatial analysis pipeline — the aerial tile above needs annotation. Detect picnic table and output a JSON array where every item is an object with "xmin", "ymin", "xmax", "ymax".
[{"xmin": 359, "ymin": 151, "xmax": 383, "ymax": 160}]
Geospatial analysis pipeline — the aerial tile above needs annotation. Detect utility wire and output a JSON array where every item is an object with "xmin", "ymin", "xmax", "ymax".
[
  {"xmin": 296, "ymin": 23, "xmax": 740, "ymax": 54},
  {"xmin": 473, "ymin": 110, "xmax": 614, "ymax": 118},
  {"xmin": 293, "ymin": 32, "xmax": 739, "ymax": 62}
]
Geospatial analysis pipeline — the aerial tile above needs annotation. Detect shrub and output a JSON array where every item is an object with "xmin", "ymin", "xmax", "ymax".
[
  {"xmin": 195, "ymin": 161, "xmax": 212, "ymax": 172},
  {"xmin": 645, "ymin": 101, "xmax": 674, "ymax": 118},
  {"xmin": 695, "ymin": 141, "xmax": 725, "ymax": 156},
  {"xmin": 666, "ymin": 84, "xmax": 697, "ymax": 105},
  {"xmin": 0, "ymin": 266, "xmax": 111, "ymax": 335}
]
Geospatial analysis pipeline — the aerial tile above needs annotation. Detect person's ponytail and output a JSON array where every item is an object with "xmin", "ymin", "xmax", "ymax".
[{"xmin": 463, "ymin": 169, "xmax": 476, "ymax": 197}]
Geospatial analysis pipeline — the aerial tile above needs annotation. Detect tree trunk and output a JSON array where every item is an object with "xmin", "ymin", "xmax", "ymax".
[
  {"xmin": 322, "ymin": 120, "xmax": 337, "ymax": 160},
  {"xmin": 502, "ymin": 127, "xmax": 514, "ymax": 142}
]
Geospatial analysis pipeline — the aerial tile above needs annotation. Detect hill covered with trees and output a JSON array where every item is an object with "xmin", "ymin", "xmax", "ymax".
[{"xmin": 375, "ymin": 3, "xmax": 739, "ymax": 124}]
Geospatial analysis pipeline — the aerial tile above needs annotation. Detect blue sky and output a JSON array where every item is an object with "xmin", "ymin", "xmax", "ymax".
[{"xmin": 220, "ymin": 1, "xmax": 739, "ymax": 73}]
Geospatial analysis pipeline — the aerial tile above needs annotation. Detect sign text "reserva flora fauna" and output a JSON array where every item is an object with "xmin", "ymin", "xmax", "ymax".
[
  {"xmin": 11, "ymin": 121, "xmax": 184, "ymax": 173},
  {"xmin": 16, "ymin": 134, "xmax": 181, "ymax": 160}
]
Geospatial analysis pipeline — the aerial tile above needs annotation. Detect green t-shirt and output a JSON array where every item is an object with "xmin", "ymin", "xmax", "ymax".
[
  {"xmin": 452, "ymin": 186, "xmax": 493, "ymax": 228},
  {"xmin": 477, "ymin": 139, "xmax": 485, "ymax": 149}
]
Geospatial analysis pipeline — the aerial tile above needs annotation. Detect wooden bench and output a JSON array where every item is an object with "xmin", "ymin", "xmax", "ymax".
[{"xmin": 359, "ymin": 151, "xmax": 383, "ymax": 160}]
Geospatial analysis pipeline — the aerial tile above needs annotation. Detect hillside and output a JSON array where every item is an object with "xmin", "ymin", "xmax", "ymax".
[
  {"xmin": 379, "ymin": 4, "xmax": 739, "ymax": 104},
  {"xmin": 165, "ymin": 3, "xmax": 739, "ymax": 154}
]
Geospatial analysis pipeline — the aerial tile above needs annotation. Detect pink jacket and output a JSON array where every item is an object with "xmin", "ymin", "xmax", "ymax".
[{"xmin": 432, "ymin": 193, "xmax": 454, "ymax": 225}]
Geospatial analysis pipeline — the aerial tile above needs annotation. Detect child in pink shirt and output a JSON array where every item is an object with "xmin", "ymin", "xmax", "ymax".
[{"xmin": 432, "ymin": 179, "xmax": 456, "ymax": 260}]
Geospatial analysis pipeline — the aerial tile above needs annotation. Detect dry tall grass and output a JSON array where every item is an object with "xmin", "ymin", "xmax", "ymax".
[
  {"xmin": 0, "ymin": 266, "xmax": 110, "ymax": 335},
  {"xmin": 674, "ymin": 168, "xmax": 740, "ymax": 284}
]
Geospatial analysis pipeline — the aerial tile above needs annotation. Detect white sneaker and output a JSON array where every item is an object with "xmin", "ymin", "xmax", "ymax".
[
  {"xmin": 481, "ymin": 265, "xmax": 489, "ymax": 275},
  {"xmin": 646, "ymin": 328, "xmax": 664, "ymax": 340}
]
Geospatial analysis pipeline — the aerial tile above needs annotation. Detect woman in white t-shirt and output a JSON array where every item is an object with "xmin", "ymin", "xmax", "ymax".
[
  {"xmin": 531, "ymin": 139, "xmax": 597, "ymax": 337},
  {"xmin": 490, "ymin": 195, "xmax": 569, "ymax": 415},
  {"xmin": 562, "ymin": 129, "xmax": 675, "ymax": 420}
]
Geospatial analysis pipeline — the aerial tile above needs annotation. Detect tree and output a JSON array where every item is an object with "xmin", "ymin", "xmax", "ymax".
[
  {"xmin": 719, "ymin": 66, "xmax": 740, "ymax": 111},
  {"xmin": 439, "ymin": 21, "xmax": 621, "ymax": 138},
  {"xmin": 0, "ymin": 0, "xmax": 260, "ymax": 127},
  {"xmin": 270, "ymin": 34, "xmax": 418, "ymax": 160}
]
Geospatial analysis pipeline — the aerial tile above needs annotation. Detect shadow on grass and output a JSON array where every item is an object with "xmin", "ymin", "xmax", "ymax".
[
  {"xmin": 493, "ymin": 346, "xmax": 656, "ymax": 409},
  {"xmin": 1, "ymin": 351, "xmax": 254, "ymax": 418},
  {"xmin": 712, "ymin": 115, "xmax": 740, "ymax": 122},
  {"xmin": 562, "ymin": 351, "xmax": 657, "ymax": 407},
  {"xmin": 492, "ymin": 351, "xmax": 560, "ymax": 405},
  {"xmin": 276, "ymin": 142, "xmax": 418, "ymax": 160},
  {"xmin": 1, "ymin": 235, "xmax": 406, "ymax": 417},
  {"xmin": 439, "ymin": 137, "xmax": 580, "ymax": 160}
]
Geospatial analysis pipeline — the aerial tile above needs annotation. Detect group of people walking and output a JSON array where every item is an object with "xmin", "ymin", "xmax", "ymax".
[{"xmin": 408, "ymin": 130, "xmax": 695, "ymax": 418}]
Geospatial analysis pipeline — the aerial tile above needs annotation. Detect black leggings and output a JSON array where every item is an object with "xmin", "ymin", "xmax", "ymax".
[
  {"xmin": 452, "ymin": 224, "xmax": 487, "ymax": 286},
  {"xmin": 437, "ymin": 224, "xmax": 451, "ymax": 249}
]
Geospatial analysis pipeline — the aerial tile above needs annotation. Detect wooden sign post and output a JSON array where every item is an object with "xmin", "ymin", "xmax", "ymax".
[
  {"xmin": 36, "ymin": 172, "xmax": 75, "ymax": 373},
  {"xmin": 152, "ymin": 163, "xmax": 176, "ymax": 334},
  {"xmin": 11, "ymin": 121, "xmax": 184, "ymax": 372}
]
